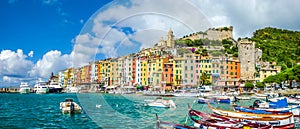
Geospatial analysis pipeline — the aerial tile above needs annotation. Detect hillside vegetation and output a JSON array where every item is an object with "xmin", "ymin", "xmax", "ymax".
[{"xmin": 251, "ymin": 27, "xmax": 300, "ymax": 69}]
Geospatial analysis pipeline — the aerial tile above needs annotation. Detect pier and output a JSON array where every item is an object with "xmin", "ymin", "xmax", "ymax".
[{"xmin": 0, "ymin": 87, "xmax": 20, "ymax": 93}]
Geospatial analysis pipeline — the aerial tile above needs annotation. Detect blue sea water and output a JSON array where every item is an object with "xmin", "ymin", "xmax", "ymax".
[{"xmin": 0, "ymin": 93, "xmax": 299, "ymax": 128}]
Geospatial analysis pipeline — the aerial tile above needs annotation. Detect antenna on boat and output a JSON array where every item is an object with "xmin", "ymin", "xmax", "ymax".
[
  {"xmin": 155, "ymin": 114, "xmax": 160, "ymax": 129},
  {"xmin": 184, "ymin": 102, "xmax": 195, "ymax": 126}
]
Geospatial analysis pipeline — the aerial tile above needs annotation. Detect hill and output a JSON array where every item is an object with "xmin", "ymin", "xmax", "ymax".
[{"xmin": 251, "ymin": 27, "xmax": 300, "ymax": 70}]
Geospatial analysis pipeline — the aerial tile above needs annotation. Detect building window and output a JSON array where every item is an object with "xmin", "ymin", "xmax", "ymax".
[
  {"xmin": 185, "ymin": 66, "xmax": 187, "ymax": 70},
  {"xmin": 190, "ymin": 66, "xmax": 193, "ymax": 70}
]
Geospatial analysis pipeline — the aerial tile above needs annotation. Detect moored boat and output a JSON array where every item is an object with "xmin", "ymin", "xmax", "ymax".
[
  {"xmin": 34, "ymin": 78, "xmax": 49, "ymax": 94},
  {"xmin": 19, "ymin": 82, "xmax": 30, "ymax": 94},
  {"xmin": 145, "ymin": 97, "xmax": 176, "ymax": 108},
  {"xmin": 60, "ymin": 98, "xmax": 82, "ymax": 114},
  {"xmin": 47, "ymin": 80, "xmax": 63, "ymax": 93},
  {"xmin": 249, "ymin": 98, "xmax": 300, "ymax": 117},
  {"xmin": 207, "ymin": 102, "xmax": 295, "ymax": 128},
  {"xmin": 188, "ymin": 105, "xmax": 272, "ymax": 129}
]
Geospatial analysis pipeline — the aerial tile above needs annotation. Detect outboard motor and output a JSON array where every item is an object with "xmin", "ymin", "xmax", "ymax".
[
  {"xmin": 253, "ymin": 100, "xmax": 260, "ymax": 108},
  {"xmin": 70, "ymin": 102, "xmax": 75, "ymax": 114}
]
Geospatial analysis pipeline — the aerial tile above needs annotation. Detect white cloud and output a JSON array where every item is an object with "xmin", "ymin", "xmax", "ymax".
[
  {"xmin": 189, "ymin": 0, "xmax": 300, "ymax": 39},
  {"xmin": 29, "ymin": 50, "xmax": 72, "ymax": 78},
  {"xmin": 0, "ymin": 49, "xmax": 34, "ymax": 78},
  {"xmin": 28, "ymin": 51, "xmax": 34, "ymax": 57},
  {"xmin": 73, "ymin": 0, "xmax": 211, "ymax": 62},
  {"xmin": 72, "ymin": 33, "xmax": 102, "ymax": 67}
]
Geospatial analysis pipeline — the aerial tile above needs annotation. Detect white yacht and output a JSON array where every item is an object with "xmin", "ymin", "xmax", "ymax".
[
  {"xmin": 48, "ymin": 80, "xmax": 63, "ymax": 93},
  {"xmin": 19, "ymin": 82, "xmax": 30, "ymax": 94},
  {"xmin": 34, "ymin": 78, "xmax": 49, "ymax": 94},
  {"xmin": 144, "ymin": 97, "xmax": 176, "ymax": 108}
]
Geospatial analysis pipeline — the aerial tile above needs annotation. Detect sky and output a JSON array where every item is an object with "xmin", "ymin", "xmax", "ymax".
[{"xmin": 1, "ymin": 0, "xmax": 300, "ymax": 87}]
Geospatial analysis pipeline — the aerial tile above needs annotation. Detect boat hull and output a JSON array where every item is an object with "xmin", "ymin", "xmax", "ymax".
[
  {"xmin": 208, "ymin": 102, "xmax": 295, "ymax": 127},
  {"xmin": 19, "ymin": 88, "xmax": 30, "ymax": 94},
  {"xmin": 49, "ymin": 88, "xmax": 63, "ymax": 93},
  {"xmin": 60, "ymin": 101, "xmax": 82, "ymax": 114}
]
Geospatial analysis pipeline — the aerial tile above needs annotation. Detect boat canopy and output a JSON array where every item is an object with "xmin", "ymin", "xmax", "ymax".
[{"xmin": 269, "ymin": 98, "xmax": 288, "ymax": 108}]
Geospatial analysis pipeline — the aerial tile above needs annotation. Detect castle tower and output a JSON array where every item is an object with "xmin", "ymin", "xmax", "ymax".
[
  {"xmin": 238, "ymin": 39, "xmax": 256, "ymax": 81},
  {"xmin": 166, "ymin": 28, "xmax": 175, "ymax": 48},
  {"xmin": 157, "ymin": 37, "xmax": 165, "ymax": 47}
]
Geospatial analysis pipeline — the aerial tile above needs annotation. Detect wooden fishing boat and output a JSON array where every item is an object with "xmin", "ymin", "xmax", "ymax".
[
  {"xmin": 155, "ymin": 114, "xmax": 196, "ymax": 129},
  {"xmin": 233, "ymin": 105, "xmax": 289, "ymax": 114},
  {"xmin": 207, "ymin": 102, "xmax": 295, "ymax": 128},
  {"xmin": 188, "ymin": 105, "xmax": 272, "ymax": 129},
  {"xmin": 252, "ymin": 97, "xmax": 300, "ymax": 117}
]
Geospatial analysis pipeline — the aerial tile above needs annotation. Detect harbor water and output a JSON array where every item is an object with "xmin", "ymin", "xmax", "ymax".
[{"xmin": 0, "ymin": 93, "xmax": 299, "ymax": 128}]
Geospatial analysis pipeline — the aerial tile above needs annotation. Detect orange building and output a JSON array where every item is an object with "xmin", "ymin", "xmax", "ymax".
[
  {"xmin": 227, "ymin": 59, "xmax": 241, "ymax": 79},
  {"xmin": 162, "ymin": 62, "xmax": 173, "ymax": 90}
]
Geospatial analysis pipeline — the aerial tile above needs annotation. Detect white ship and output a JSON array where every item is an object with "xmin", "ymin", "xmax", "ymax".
[
  {"xmin": 19, "ymin": 82, "xmax": 30, "ymax": 94},
  {"xmin": 34, "ymin": 78, "xmax": 49, "ymax": 94}
]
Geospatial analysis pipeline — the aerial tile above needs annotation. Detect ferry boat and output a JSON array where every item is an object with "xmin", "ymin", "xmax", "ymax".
[
  {"xmin": 19, "ymin": 82, "xmax": 30, "ymax": 94},
  {"xmin": 48, "ymin": 80, "xmax": 63, "ymax": 93},
  {"xmin": 34, "ymin": 78, "xmax": 49, "ymax": 94}
]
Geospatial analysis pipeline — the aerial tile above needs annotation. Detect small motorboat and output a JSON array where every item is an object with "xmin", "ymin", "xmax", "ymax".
[
  {"xmin": 60, "ymin": 98, "xmax": 82, "ymax": 114},
  {"xmin": 145, "ymin": 97, "xmax": 176, "ymax": 108}
]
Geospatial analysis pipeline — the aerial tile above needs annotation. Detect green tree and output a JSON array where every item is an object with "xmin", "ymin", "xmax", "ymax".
[
  {"xmin": 199, "ymin": 71, "xmax": 211, "ymax": 86},
  {"xmin": 256, "ymin": 82, "xmax": 264, "ymax": 89},
  {"xmin": 245, "ymin": 82, "xmax": 254, "ymax": 88}
]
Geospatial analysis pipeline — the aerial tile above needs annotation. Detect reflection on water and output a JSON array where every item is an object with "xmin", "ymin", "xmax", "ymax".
[{"xmin": 0, "ymin": 93, "xmax": 299, "ymax": 128}]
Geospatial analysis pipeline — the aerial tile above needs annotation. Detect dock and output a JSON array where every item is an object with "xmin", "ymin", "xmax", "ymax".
[{"xmin": 0, "ymin": 87, "xmax": 20, "ymax": 93}]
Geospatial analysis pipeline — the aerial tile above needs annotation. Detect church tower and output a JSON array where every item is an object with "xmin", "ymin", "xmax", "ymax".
[
  {"xmin": 166, "ymin": 28, "xmax": 175, "ymax": 48},
  {"xmin": 238, "ymin": 38, "xmax": 256, "ymax": 81}
]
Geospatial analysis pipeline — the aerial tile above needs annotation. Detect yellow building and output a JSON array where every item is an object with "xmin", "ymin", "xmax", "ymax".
[
  {"xmin": 141, "ymin": 59, "xmax": 149, "ymax": 86},
  {"xmin": 256, "ymin": 66, "xmax": 281, "ymax": 82},
  {"xmin": 173, "ymin": 57, "xmax": 183, "ymax": 86},
  {"xmin": 80, "ymin": 66, "xmax": 86, "ymax": 83},
  {"xmin": 97, "ymin": 60, "xmax": 103, "ymax": 83},
  {"xmin": 199, "ymin": 56, "xmax": 213, "ymax": 83},
  {"xmin": 102, "ymin": 59, "xmax": 111, "ymax": 86},
  {"xmin": 110, "ymin": 58, "xmax": 118, "ymax": 86}
]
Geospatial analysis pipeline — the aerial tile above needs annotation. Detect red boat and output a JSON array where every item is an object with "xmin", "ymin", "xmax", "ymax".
[{"xmin": 188, "ymin": 105, "xmax": 272, "ymax": 129}]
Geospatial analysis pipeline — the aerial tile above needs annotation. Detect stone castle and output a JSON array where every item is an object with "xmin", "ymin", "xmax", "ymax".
[
  {"xmin": 156, "ymin": 29, "xmax": 175, "ymax": 48},
  {"xmin": 181, "ymin": 26, "xmax": 233, "ymax": 41}
]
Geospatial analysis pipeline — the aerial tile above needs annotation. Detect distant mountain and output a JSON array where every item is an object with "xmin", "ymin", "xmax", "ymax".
[{"xmin": 251, "ymin": 27, "xmax": 300, "ymax": 70}]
